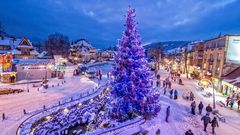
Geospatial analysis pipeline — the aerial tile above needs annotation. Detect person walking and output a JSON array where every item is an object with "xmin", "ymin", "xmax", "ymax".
[
  {"xmin": 198, "ymin": 101, "xmax": 204, "ymax": 115},
  {"xmin": 165, "ymin": 106, "xmax": 170, "ymax": 122},
  {"xmin": 186, "ymin": 91, "xmax": 190, "ymax": 101},
  {"xmin": 169, "ymin": 89, "xmax": 174, "ymax": 99},
  {"xmin": 206, "ymin": 104, "xmax": 213, "ymax": 114},
  {"xmin": 179, "ymin": 78, "xmax": 182, "ymax": 85},
  {"xmin": 156, "ymin": 80, "xmax": 160, "ymax": 87},
  {"xmin": 190, "ymin": 92, "xmax": 194, "ymax": 101},
  {"xmin": 201, "ymin": 114, "xmax": 211, "ymax": 132},
  {"xmin": 226, "ymin": 97, "xmax": 230, "ymax": 107},
  {"xmin": 230, "ymin": 98, "xmax": 235, "ymax": 109},
  {"xmin": 163, "ymin": 80, "xmax": 166, "ymax": 88},
  {"xmin": 211, "ymin": 117, "xmax": 219, "ymax": 134},
  {"xmin": 169, "ymin": 81, "xmax": 172, "ymax": 89},
  {"xmin": 99, "ymin": 72, "xmax": 102, "ymax": 80},
  {"xmin": 191, "ymin": 101, "xmax": 196, "ymax": 115},
  {"xmin": 174, "ymin": 89, "xmax": 178, "ymax": 100},
  {"xmin": 164, "ymin": 87, "xmax": 167, "ymax": 95},
  {"xmin": 238, "ymin": 100, "xmax": 240, "ymax": 110}
]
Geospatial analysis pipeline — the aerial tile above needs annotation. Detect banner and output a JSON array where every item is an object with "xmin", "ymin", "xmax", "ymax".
[{"xmin": 226, "ymin": 36, "xmax": 240, "ymax": 64}]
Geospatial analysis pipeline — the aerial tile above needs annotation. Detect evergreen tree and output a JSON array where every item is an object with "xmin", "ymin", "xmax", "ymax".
[{"xmin": 111, "ymin": 7, "xmax": 160, "ymax": 121}]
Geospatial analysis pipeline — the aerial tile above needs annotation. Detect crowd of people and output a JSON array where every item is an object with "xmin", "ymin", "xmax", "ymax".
[
  {"xmin": 226, "ymin": 96, "xmax": 240, "ymax": 110},
  {"xmin": 154, "ymin": 68, "xmax": 222, "ymax": 135}
]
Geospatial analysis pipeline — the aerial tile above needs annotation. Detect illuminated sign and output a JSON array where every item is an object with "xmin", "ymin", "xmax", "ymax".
[
  {"xmin": 0, "ymin": 54, "xmax": 13, "ymax": 72},
  {"xmin": 226, "ymin": 36, "xmax": 240, "ymax": 64}
]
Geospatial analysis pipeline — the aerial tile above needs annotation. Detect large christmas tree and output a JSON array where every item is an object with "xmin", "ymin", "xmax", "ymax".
[{"xmin": 111, "ymin": 7, "xmax": 160, "ymax": 121}]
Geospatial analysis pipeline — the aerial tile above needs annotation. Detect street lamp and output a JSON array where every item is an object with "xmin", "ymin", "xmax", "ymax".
[{"xmin": 199, "ymin": 78, "xmax": 216, "ymax": 109}]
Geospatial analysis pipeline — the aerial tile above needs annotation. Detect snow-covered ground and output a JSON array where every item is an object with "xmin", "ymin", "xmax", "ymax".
[
  {"xmin": 2, "ymin": 61, "xmax": 239, "ymax": 135},
  {"xmin": 0, "ymin": 63, "xmax": 113, "ymax": 135},
  {"xmin": 127, "ymin": 68, "xmax": 240, "ymax": 135}
]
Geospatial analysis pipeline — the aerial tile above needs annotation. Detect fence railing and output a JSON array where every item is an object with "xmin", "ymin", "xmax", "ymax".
[
  {"xmin": 16, "ymin": 84, "xmax": 108, "ymax": 135},
  {"xmin": 86, "ymin": 117, "xmax": 145, "ymax": 135}
]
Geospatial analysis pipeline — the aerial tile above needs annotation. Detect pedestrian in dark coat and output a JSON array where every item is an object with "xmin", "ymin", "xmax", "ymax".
[
  {"xmin": 165, "ymin": 106, "xmax": 170, "ymax": 122},
  {"xmin": 230, "ymin": 98, "xmax": 234, "ymax": 109},
  {"xmin": 179, "ymin": 78, "xmax": 182, "ymax": 85},
  {"xmin": 174, "ymin": 89, "xmax": 178, "ymax": 99},
  {"xmin": 164, "ymin": 87, "xmax": 167, "ymax": 95},
  {"xmin": 156, "ymin": 81, "xmax": 160, "ymax": 87},
  {"xmin": 201, "ymin": 114, "xmax": 211, "ymax": 131},
  {"xmin": 206, "ymin": 104, "xmax": 213, "ymax": 114},
  {"xmin": 190, "ymin": 92, "xmax": 194, "ymax": 101},
  {"xmin": 99, "ymin": 73, "xmax": 102, "ymax": 80},
  {"xmin": 238, "ymin": 100, "xmax": 240, "ymax": 110},
  {"xmin": 169, "ymin": 81, "xmax": 172, "ymax": 89},
  {"xmin": 163, "ymin": 80, "xmax": 166, "ymax": 88},
  {"xmin": 226, "ymin": 97, "xmax": 230, "ymax": 107},
  {"xmin": 169, "ymin": 89, "xmax": 174, "ymax": 99},
  {"xmin": 198, "ymin": 101, "xmax": 204, "ymax": 115},
  {"xmin": 211, "ymin": 117, "xmax": 219, "ymax": 134},
  {"xmin": 191, "ymin": 101, "xmax": 196, "ymax": 115}
]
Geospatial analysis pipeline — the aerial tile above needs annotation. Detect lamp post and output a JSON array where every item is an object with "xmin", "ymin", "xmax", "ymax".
[{"xmin": 200, "ymin": 78, "xmax": 216, "ymax": 109}]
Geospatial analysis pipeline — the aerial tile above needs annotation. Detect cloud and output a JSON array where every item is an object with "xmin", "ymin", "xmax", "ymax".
[{"xmin": 0, "ymin": 0, "xmax": 239, "ymax": 48}]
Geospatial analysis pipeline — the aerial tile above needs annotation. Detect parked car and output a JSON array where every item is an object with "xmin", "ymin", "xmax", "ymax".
[
  {"xmin": 79, "ymin": 66, "xmax": 88, "ymax": 75},
  {"xmin": 85, "ymin": 69, "xmax": 96, "ymax": 79}
]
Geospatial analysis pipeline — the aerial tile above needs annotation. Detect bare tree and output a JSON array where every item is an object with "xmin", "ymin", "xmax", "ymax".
[{"xmin": 46, "ymin": 33, "xmax": 70, "ymax": 57}]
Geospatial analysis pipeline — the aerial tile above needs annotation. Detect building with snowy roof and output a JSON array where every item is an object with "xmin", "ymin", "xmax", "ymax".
[
  {"xmin": 0, "ymin": 36, "xmax": 39, "ymax": 59},
  {"xmin": 0, "ymin": 37, "xmax": 55, "ymax": 82},
  {"xmin": 69, "ymin": 39, "xmax": 98, "ymax": 63}
]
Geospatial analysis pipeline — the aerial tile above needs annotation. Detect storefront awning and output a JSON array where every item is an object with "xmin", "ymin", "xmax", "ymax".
[{"xmin": 223, "ymin": 67, "xmax": 240, "ymax": 88}]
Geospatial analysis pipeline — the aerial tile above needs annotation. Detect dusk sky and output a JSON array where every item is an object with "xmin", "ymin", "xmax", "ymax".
[{"xmin": 0, "ymin": 0, "xmax": 240, "ymax": 48}]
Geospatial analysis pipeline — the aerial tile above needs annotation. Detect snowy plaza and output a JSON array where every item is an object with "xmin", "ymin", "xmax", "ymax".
[
  {"xmin": 1, "ymin": 63, "xmax": 240, "ymax": 135},
  {"xmin": 1, "ymin": 1, "xmax": 240, "ymax": 135}
]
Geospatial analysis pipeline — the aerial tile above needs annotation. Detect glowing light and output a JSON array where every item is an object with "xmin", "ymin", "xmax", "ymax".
[
  {"xmin": 45, "ymin": 116, "xmax": 51, "ymax": 121},
  {"xmin": 63, "ymin": 108, "xmax": 69, "ymax": 114},
  {"xmin": 199, "ymin": 79, "xmax": 212, "ymax": 87},
  {"xmin": 78, "ymin": 102, "xmax": 82, "ymax": 106},
  {"xmin": 48, "ymin": 64, "xmax": 53, "ymax": 69}
]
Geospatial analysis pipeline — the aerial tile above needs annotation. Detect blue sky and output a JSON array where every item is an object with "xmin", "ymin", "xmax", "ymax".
[{"xmin": 0, "ymin": 0, "xmax": 240, "ymax": 48}]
